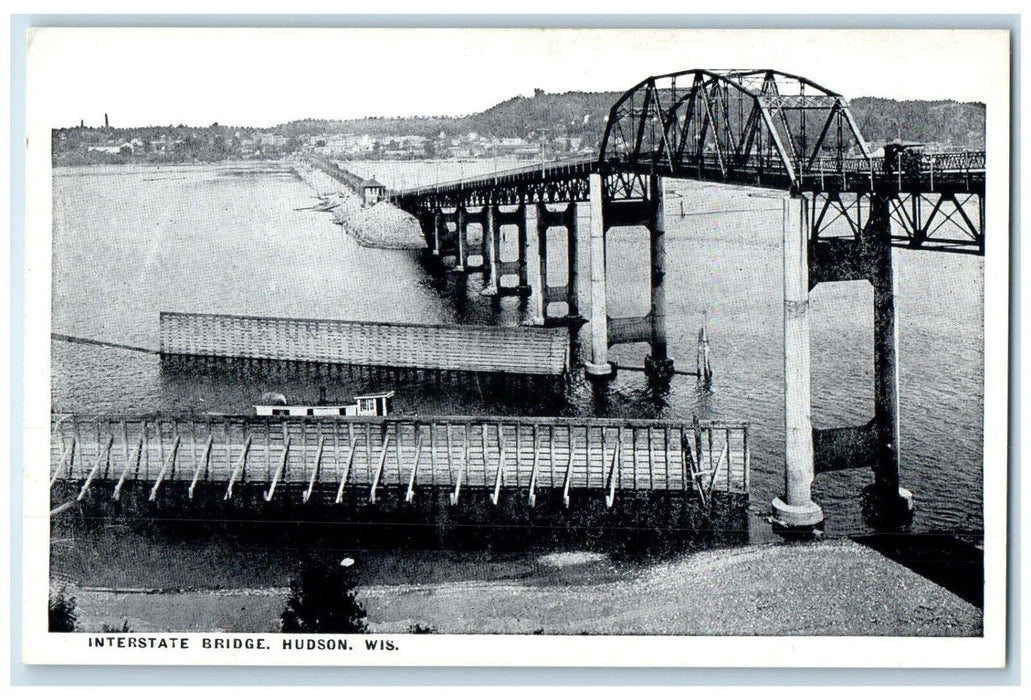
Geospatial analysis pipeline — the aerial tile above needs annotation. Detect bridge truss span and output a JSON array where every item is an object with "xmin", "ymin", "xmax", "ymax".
[
  {"xmin": 380, "ymin": 67, "xmax": 988, "ymax": 532},
  {"xmin": 393, "ymin": 68, "xmax": 985, "ymax": 256},
  {"xmin": 600, "ymin": 69, "xmax": 872, "ymax": 192}
]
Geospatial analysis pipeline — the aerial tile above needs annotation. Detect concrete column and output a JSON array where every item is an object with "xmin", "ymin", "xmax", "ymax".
[
  {"xmin": 868, "ymin": 195, "xmax": 914, "ymax": 518},
  {"xmin": 480, "ymin": 205, "xmax": 499, "ymax": 296},
  {"xmin": 567, "ymin": 204, "xmax": 580, "ymax": 317},
  {"xmin": 575, "ymin": 204, "xmax": 591, "ymax": 321},
  {"xmin": 516, "ymin": 204, "xmax": 529, "ymax": 289},
  {"xmin": 772, "ymin": 195, "xmax": 824, "ymax": 529},
  {"xmin": 523, "ymin": 205, "xmax": 545, "ymax": 325},
  {"xmin": 455, "ymin": 206, "xmax": 467, "ymax": 272},
  {"xmin": 432, "ymin": 210, "xmax": 442, "ymax": 256},
  {"xmin": 533, "ymin": 203, "xmax": 550, "ymax": 324},
  {"xmin": 584, "ymin": 174, "xmax": 613, "ymax": 377},
  {"xmin": 645, "ymin": 175, "xmax": 673, "ymax": 382}
]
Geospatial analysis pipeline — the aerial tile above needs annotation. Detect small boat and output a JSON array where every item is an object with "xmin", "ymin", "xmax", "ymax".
[{"xmin": 254, "ymin": 388, "xmax": 394, "ymax": 418}]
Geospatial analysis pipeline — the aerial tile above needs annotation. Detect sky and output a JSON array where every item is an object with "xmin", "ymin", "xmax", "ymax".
[{"xmin": 27, "ymin": 27, "xmax": 1009, "ymax": 129}]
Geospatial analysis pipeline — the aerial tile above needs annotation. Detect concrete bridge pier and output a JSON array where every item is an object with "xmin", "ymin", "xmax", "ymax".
[
  {"xmin": 865, "ymin": 195, "xmax": 915, "ymax": 526},
  {"xmin": 525, "ymin": 206, "xmax": 546, "ymax": 325},
  {"xmin": 455, "ymin": 206, "xmax": 468, "ymax": 272},
  {"xmin": 771, "ymin": 195, "xmax": 824, "ymax": 531},
  {"xmin": 486, "ymin": 205, "xmax": 532, "ymax": 299},
  {"xmin": 432, "ymin": 210, "xmax": 443, "ymax": 257},
  {"xmin": 464, "ymin": 207, "xmax": 487, "ymax": 272},
  {"xmin": 531, "ymin": 202, "xmax": 582, "ymax": 325},
  {"xmin": 480, "ymin": 204, "xmax": 500, "ymax": 296},
  {"xmin": 584, "ymin": 173, "xmax": 614, "ymax": 378},
  {"xmin": 535, "ymin": 204, "xmax": 551, "ymax": 324},
  {"xmin": 644, "ymin": 175, "xmax": 674, "ymax": 384},
  {"xmin": 517, "ymin": 205, "xmax": 531, "ymax": 297},
  {"xmin": 567, "ymin": 205, "xmax": 581, "ymax": 319}
]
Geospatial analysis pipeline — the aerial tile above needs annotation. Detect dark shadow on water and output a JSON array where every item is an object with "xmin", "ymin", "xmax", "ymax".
[
  {"xmin": 53, "ymin": 481, "xmax": 749, "ymax": 562},
  {"xmin": 158, "ymin": 354, "xmax": 571, "ymax": 418},
  {"xmin": 852, "ymin": 532, "xmax": 983, "ymax": 609}
]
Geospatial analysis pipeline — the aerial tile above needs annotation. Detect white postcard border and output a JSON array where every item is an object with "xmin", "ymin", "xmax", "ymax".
[{"xmin": 20, "ymin": 25, "xmax": 1012, "ymax": 668}]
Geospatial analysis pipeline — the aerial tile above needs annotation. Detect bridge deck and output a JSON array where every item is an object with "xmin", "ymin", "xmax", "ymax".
[
  {"xmin": 50, "ymin": 414, "xmax": 749, "ymax": 506},
  {"xmin": 160, "ymin": 311, "xmax": 570, "ymax": 376},
  {"xmin": 394, "ymin": 152, "xmax": 985, "ymax": 205}
]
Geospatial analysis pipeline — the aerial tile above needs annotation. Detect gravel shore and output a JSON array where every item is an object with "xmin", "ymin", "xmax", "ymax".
[
  {"xmin": 360, "ymin": 539, "xmax": 982, "ymax": 636},
  {"xmin": 59, "ymin": 540, "xmax": 982, "ymax": 636}
]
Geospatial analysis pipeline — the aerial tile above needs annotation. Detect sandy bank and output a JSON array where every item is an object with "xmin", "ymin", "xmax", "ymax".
[
  {"xmin": 362, "ymin": 540, "xmax": 982, "ymax": 636},
  {"xmin": 57, "ymin": 540, "xmax": 981, "ymax": 636}
]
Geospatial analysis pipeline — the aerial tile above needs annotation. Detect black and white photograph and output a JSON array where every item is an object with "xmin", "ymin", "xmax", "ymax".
[{"xmin": 20, "ymin": 24, "xmax": 1010, "ymax": 667}]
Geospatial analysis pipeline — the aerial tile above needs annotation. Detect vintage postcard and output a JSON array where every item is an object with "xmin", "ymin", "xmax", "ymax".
[{"xmin": 20, "ymin": 25, "xmax": 1010, "ymax": 667}]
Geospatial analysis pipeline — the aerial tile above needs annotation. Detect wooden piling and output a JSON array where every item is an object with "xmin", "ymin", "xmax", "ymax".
[
  {"xmin": 78, "ymin": 436, "xmax": 113, "ymax": 501},
  {"xmin": 150, "ymin": 435, "xmax": 180, "ymax": 502},
  {"xmin": 335, "ymin": 437, "xmax": 358, "ymax": 504},
  {"xmin": 264, "ymin": 436, "xmax": 291, "ymax": 502},
  {"xmin": 188, "ymin": 435, "xmax": 213, "ymax": 500},
  {"xmin": 224, "ymin": 436, "xmax": 251, "ymax": 501}
]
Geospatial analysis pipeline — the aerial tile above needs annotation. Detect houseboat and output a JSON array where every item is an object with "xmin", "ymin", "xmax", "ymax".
[{"xmin": 254, "ymin": 389, "xmax": 394, "ymax": 417}]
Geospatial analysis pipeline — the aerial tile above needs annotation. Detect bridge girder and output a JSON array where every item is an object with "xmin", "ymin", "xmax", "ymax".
[{"xmin": 808, "ymin": 191, "xmax": 985, "ymax": 254}]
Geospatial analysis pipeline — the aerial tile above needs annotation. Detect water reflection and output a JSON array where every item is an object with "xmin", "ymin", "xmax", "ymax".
[
  {"xmin": 158, "ymin": 355, "xmax": 570, "ymax": 418},
  {"xmin": 53, "ymin": 480, "xmax": 749, "ymax": 560}
]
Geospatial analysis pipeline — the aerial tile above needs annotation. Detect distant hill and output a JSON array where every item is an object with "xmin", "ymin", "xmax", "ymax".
[
  {"xmin": 52, "ymin": 90, "xmax": 986, "ymax": 166},
  {"xmin": 279, "ymin": 91, "xmax": 986, "ymax": 151},
  {"xmin": 849, "ymin": 97, "xmax": 985, "ymax": 149},
  {"xmin": 277, "ymin": 89, "xmax": 622, "ymax": 143}
]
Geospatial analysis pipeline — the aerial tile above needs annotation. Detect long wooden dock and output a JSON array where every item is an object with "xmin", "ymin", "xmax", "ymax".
[
  {"xmin": 159, "ymin": 311, "xmax": 570, "ymax": 376},
  {"xmin": 50, "ymin": 414, "xmax": 749, "ymax": 508}
]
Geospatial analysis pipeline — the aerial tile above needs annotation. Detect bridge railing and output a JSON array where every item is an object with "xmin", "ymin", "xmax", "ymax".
[{"xmin": 308, "ymin": 155, "xmax": 367, "ymax": 191}]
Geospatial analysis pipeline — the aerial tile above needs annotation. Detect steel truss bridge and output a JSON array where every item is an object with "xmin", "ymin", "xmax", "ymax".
[
  {"xmin": 394, "ymin": 69, "xmax": 985, "ymax": 255},
  {"xmin": 383, "ymin": 68, "xmax": 989, "ymax": 531}
]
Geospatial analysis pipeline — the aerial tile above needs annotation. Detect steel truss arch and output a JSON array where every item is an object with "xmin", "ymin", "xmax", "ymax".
[{"xmin": 599, "ymin": 69, "xmax": 872, "ymax": 192}]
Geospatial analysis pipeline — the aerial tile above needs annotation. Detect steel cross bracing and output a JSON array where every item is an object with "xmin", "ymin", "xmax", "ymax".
[{"xmin": 391, "ymin": 68, "xmax": 986, "ymax": 255}]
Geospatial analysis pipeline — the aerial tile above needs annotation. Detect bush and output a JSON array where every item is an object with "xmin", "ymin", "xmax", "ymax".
[
  {"xmin": 49, "ymin": 587, "xmax": 77, "ymax": 633},
  {"xmin": 102, "ymin": 619, "xmax": 132, "ymax": 633},
  {"xmin": 281, "ymin": 558, "xmax": 368, "ymax": 633}
]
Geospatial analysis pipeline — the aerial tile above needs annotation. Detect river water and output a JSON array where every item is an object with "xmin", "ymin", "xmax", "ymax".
[{"xmin": 49, "ymin": 161, "xmax": 985, "ymax": 626}]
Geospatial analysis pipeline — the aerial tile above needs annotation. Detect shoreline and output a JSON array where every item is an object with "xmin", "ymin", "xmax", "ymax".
[
  {"xmin": 54, "ymin": 539, "xmax": 982, "ymax": 636},
  {"xmin": 293, "ymin": 163, "xmax": 426, "ymax": 250}
]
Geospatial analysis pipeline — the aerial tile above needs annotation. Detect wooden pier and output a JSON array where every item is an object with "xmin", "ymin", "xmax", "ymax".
[
  {"xmin": 50, "ymin": 414, "xmax": 749, "ymax": 509},
  {"xmin": 159, "ymin": 311, "xmax": 570, "ymax": 376}
]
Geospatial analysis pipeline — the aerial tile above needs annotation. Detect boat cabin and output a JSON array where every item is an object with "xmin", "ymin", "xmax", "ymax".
[{"xmin": 254, "ymin": 390, "xmax": 394, "ymax": 417}]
